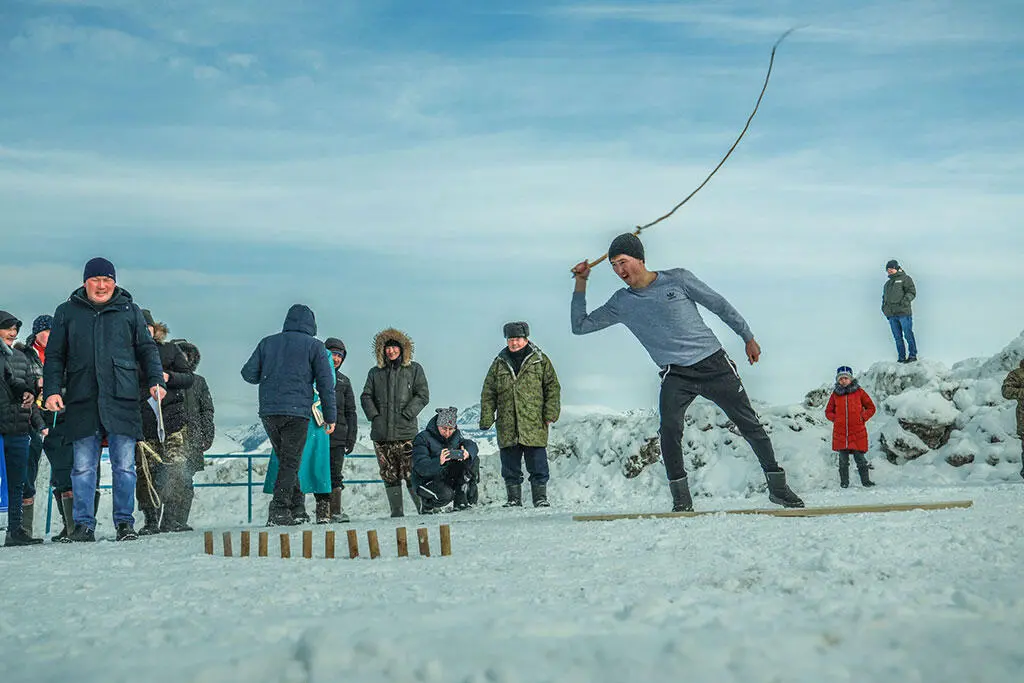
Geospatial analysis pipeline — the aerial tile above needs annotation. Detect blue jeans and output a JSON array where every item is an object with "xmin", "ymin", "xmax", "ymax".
[
  {"xmin": 2, "ymin": 433, "xmax": 31, "ymax": 530},
  {"xmin": 500, "ymin": 445, "xmax": 549, "ymax": 485},
  {"xmin": 888, "ymin": 315, "xmax": 917, "ymax": 360},
  {"xmin": 72, "ymin": 433, "xmax": 137, "ymax": 529}
]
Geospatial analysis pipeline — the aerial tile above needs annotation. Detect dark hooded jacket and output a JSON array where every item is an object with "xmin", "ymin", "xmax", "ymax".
[
  {"xmin": 240, "ymin": 304, "xmax": 337, "ymax": 423},
  {"xmin": 42, "ymin": 288, "xmax": 165, "ymax": 441},
  {"xmin": 360, "ymin": 328, "xmax": 429, "ymax": 442},
  {"xmin": 139, "ymin": 324, "xmax": 194, "ymax": 442},
  {"xmin": 174, "ymin": 339, "xmax": 215, "ymax": 470},
  {"xmin": 325, "ymin": 338, "xmax": 358, "ymax": 452},
  {"xmin": 882, "ymin": 269, "xmax": 917, "ymax": 318},
  {"xmin": 1, "ymin": 316, "xmax": 42, "ymax": 435},
  {"xmin": 410, "ymin": 414, "xmax": 479, "ymax": 489}
]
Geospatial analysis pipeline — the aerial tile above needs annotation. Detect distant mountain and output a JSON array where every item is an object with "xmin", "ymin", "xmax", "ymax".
[{"xmin": 224, "ymin": 423, "xmax": 270, "ymax": 453}]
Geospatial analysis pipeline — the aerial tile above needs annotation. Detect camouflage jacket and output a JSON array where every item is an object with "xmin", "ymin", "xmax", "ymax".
[
  {"xmin": 479, "ymin": 343, "xmax": 561, "ymax": 448},
  {"xmin": 1001, "ymin": 361, "xmax": 1024, "ymax": 436}
]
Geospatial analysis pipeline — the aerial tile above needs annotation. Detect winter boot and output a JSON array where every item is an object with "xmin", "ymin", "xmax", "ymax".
[
  {"xmin": 407, "ymin": 483, "xmax": 423, "ymax": 514},
  {"xmin": 116, "ymin": 522, "xmax": 139, "ymax": 541},
  {"xmin": 669, "ymin": 476, "xmax": 693, "ymax": 512},
  {"xmin": 266, "ymin": 507, "xmax": 299, "ymax": 527},
  {"xmin": 4, "ymin": 527, "xmax": 44, "ymax": 546},
  {"xmin": 54, "ymin": 491, "xmax": 75, "ymax": 542},
  {"xmin": 315, "ymin": 497, "xmax": 331, "ymax": 524},
  {"xmin": 765, "ymin": 469, "xmax": 805, "ymax": 508},
  {"xmin": 839, "ymin": 466, "xmax": 850, "ymax": 489},
  {"xmin": 69, "ymin": 524, "xmax": 96, "ymax": 542},
  {"xmin": 93, "ymin": 489, "xmax": 101, "ymax": 516},
  {"xmin": 329, "ymin": 488, "xmax": 350, "ymax": 523},
  {"xmin": 531, "ymin": 483, "xmax": 550, "ymax": 508},
  {"xmin": 138, "ymin": 507, "xmax": 162, "ymax": 536},
  {"xmin": 291, "ymin": 491, "xmax": 310, "ymax": 523},
  {"xmin": 385, "ymin": 486, "xmax": 405, "ymax": 518},
  {"xmin": 857, "ymin": 465, "xmax": 876, "ymax": 487},
  {"xmin": 453, "ymin": 483, "xmax": 469, "ymax": 511},
  {"xmin": 20, "ymin": 500, "xmax": 35, "ymax": 538},
  {"xmin": 176, "ymin": 496, "xmax": 194, "ymax": 532},
  {"xmin": 503, "ymin": 483, "xmax": 522, "ymax": 507}
]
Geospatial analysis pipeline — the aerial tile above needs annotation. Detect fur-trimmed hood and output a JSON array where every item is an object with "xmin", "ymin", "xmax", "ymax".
[
  {"xmin": 372, "ymin": 327, "xmax": 414, "ymax": 368},
  {"xmin": 172, "ymin": 339, "xmax": 201, "ymax": 371}
]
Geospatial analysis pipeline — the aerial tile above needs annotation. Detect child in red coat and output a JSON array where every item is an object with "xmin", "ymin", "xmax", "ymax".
[{"xmin": 825, "ymin": 366, "xmax": 877, "ymax": 488}]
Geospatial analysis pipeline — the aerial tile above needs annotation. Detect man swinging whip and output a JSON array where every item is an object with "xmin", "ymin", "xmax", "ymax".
[{"xmin": 571, "ymin": 233, "xmax": 804, "ymax": 511}]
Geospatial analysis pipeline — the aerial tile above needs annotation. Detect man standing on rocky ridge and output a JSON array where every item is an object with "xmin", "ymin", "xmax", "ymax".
[
  {"xmin": 882, "ymin": 259, "xmax": 918, "ymax": 363},
  {"xmin": 1001, "ymin": 359, "xmax": 1024, "ymax": 479}
]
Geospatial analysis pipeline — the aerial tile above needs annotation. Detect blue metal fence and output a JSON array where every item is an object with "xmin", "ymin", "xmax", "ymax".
[{"xmin": 42, "ymin": 452, "xmax": 384, "ymax": 533}]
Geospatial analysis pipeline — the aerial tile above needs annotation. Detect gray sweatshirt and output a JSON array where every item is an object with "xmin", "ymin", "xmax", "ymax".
[{"xmin": 571, "ymin": 268, "xmax": 754, "ymax": 368}]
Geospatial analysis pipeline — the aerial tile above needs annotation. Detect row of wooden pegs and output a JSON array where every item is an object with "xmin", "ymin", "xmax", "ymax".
[{"xmin": 203, "ymin": 525, "xmax": 452, "ymax": 559}]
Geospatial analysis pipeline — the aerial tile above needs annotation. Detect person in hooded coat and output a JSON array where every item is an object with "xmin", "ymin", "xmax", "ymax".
[
  {"xmin": 825, "ymin": 366, "xmax": 877, "ymax": 488},
  {"xmin": 241, "ymin": 304, "xmax": 336, "ymax": 526},
  {"xmin": 170, "ymin": 338, "xmax": 215, "ymax": 531},
  {"xmin": 411, "ymin": 407, "xmax": 479, "ymax": 513},
  {"xmin": 360, "ymin": 327, "xmax": 429, "ymax": 517}
]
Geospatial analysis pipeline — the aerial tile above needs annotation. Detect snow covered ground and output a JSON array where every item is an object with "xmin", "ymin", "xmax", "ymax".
[
  {"xmin": 2, "ymin": 484, "xmax": 1022, "ymax": 683},
  {"xmin": 4, "ymin": 334, "xmax": 1024, "ymax": 681}
]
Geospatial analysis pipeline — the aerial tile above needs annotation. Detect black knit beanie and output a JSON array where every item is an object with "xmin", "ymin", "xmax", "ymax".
[
  {"xmin": 608, "ymin": 233, "xmax": 644, "ymax": 261},
  {"xmin": 83, "ymin": 257, "xmax": 116, "ymax": 282}
]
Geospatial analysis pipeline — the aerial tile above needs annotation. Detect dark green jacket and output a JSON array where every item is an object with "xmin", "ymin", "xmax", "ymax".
[
  {"xmin": 882, "ymin": 270, "xmax": 916, "ymax": 318},
  {"xmin": 42, "ymin": 287, "xmax": 164, "ymax": 442},
  {"xmin": 479, "ymin": 343, "xmax": 561, "ymax": 448},
  {"xmin": 1001, "ymin": 361, "xmax": 1024, "ymax": 436},
  {"xmin": 360, "ymin": 328, "xmax": 429, "ymax": 442}
]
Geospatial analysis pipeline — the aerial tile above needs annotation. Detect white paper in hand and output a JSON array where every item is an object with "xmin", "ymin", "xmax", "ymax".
[{"xmin": 148, "ymin": 396, "xmax": 166, "ymax": 442}]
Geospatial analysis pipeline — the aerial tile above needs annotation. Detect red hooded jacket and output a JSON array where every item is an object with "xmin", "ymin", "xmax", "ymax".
[{"xmin": 825, "ymin": 382, "xmax": 876, "ymax": 452}]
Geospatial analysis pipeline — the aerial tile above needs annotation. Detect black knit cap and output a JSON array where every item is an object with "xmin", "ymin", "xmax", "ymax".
[
  {"xmin": 503, "ymin": 321, "xmax": 530, "ymax": 339},
  {"xmin": 608, "ymin": 233, "xmax": 644, "ymax": 261},
  {"xmin": 325, "ymin": 337, "xmax": 347, "ymax": 356},
  {"xmin": 885, "ymin": 259, "xmax": 900, "ymax": 270},
  {"xmin": 32, "ymin": 315, "xmax": 53, "ymax": 335},
  {"xmin": 83, "ymin": 257, "xmax": 116, "ymax": 282}
]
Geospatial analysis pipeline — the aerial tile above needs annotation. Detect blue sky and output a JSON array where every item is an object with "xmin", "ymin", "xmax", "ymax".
[{"xmin": 2, "ymin": 0, "xmax": 1023, "ymax": 426}]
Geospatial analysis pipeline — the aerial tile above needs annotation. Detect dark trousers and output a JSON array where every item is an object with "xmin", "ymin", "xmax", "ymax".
[
  {"xmin": 2, "ymin": 433, "xmax": 31, "ymax": 530},
  {"xmin": 314, "ymin": 445, "xmax": 347, "ymax": 503},
  {"xmin": 838, "ymin": 450, "xmax": 869, "ymax": 471},
  {"xmin": 25, "ymin": 430, "xmax": 74, "ymax": 499},
  {"xmin": 658, "ymin": 349, "xmax": 780, "ymax": 481},
  {"xmin": 43, "ymin": 432, "xmax": 74, "ymax": 493},
  {"xmin": 416, "ymin": 459, "xmax": 478, "ymax": 511},
  {"xmin": 262, "ymin": 416, "xmax": 310, "ymax": 514},
  {"xmin": 500, "ymin": 445, "xmax": 549, "ymax": 485}
]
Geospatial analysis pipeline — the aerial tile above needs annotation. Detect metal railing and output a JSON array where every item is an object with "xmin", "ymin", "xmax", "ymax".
[{"xmin": 43, "ymin": 452, "xmax": 384, "ymax": 533}]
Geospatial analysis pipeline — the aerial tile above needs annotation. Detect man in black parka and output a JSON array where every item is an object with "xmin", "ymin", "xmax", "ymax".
[{"xmin": 43, "ymin": 258, "xmax": 166, "ymax": 542}]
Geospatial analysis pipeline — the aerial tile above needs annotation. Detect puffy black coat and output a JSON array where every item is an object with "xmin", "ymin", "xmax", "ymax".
[
  {"xmin": 410, "ymin": 414, "xmax": 479, "ymax": 489},
  {"xmin": 240, "ymin": 305, "xmax": 337, "ymax": 423},
  {"xmin": 42, "ymin": 288, "xmax": 165, "ymax": 441},
  {"xmin": 360, "ymin": 328, "xmax": 429, "ymax": 442},
  {"xmin": 1, "ymin": 342, "xmax": 38, "ymax": 435},
  {"xmin": 19, "ymin": 338, "xmax": 68, "ymax": 443},
  {"xmin": 173, "ymin": 340, "xmax": 215, "ymax": 470},
  {"xmin": 140, "ymin": 338, "xmax": 194, "ymax": 441},
  {"xmin": 330, "ymin": 369, "xmax": 358, "ymax": 452}
]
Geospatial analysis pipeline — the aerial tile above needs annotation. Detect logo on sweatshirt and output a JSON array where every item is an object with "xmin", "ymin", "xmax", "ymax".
[{"xmin": 666, "ymin": 291, "xmax": 678, "ymax": 300}]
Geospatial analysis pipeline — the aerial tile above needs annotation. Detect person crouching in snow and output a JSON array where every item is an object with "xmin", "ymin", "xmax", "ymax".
[
  {"xmin": 411, "ymin": 407, "xmax": 479, "ymax": 513},
  {"xmin": 825, "ymin": 366, "xmax": 876, "ymax": 488}
]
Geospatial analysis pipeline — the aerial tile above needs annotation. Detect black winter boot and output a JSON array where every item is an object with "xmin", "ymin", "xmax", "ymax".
[
  {"xmin": 116, "ymin": 522, "xmax": 139, "ymax": 541},
  {"xmin": 138, "ymin": 507, "xmax": 162, "ymax": 536},
  {"xmin": 4, "ymin": 527, "xmax": 44, "ymax": 546},
  {"xmin": 406, "ymin": 483, "xmax": 423, "ymax": 514},
  {"xmin": 765, "ymin": 469, "xmax": 805, "ymax": 508},
  {"xmin": 857, "ymin": 466, "xmax": 875, "ymax": 487},
  {"xmin": 54, "ymin": 491, "xmax": 75, "ymax": 542},
  {"xmin": 385, "ymin": 486, "xmax": 405, "ymax": 518},
  {"xmin": 21, "ymin": 500, "xmax": 35, "ymax": 538},
  {"xmin": 669, "ymin": 476, "xmax": 693, "ymax": 512},
  {"xmin": 69, "ymin": 524, "xmax": 96, "ymax": 542},
  {"xmin": 315, "ymin": 497, "xmax": 331, "ymax": 524},
  {"xmin": 531, "ymin": 483, "xmax": 550, "ymax": 508},
  {"xmin": 839, "ymin": 466, "xmax": 850, "ymax": 489},
  {"xmin": 330, "ymin": 488, "xmax": 350, "ymax": 523},
  {"xmin": 503, "ymin": 483, "xmax": 522, "ymax": 507}
]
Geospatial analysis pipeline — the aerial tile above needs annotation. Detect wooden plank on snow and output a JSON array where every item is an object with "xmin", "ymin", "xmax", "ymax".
[{"xmin": 572, "ymin": 500, "xmax": 974, "ymax": 522}]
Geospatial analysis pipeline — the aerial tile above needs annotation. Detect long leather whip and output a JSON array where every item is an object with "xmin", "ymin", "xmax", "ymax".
[{"xmin": 574, "ymin": 28, "xmax": 801, "ymax": 274}]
